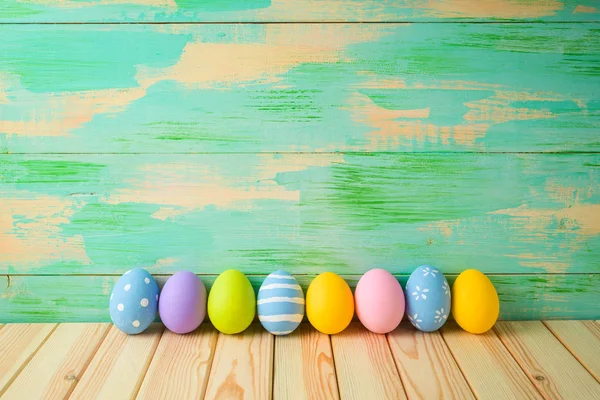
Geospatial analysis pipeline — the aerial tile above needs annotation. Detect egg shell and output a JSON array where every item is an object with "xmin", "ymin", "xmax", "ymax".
[
  {"xmin": 159, "ymin": 271, "xmax": 207, "ymax": 334},
  {"xmin": 257, "ymin": 270, "xmax": 305, "ymax": 336},
  {"xmin": 207, "ymin": 270, "xmax": 256, "ymax": 335},
  {"xmin": 306, "ymin": 272, "xmax": 354, "ymax": 335},
  {"xmin": 109, "ymin": 268, "xmax": 159, "ymax": 335},
  {"xmin": 405, "ymin": 265, "xmax": 451, "ymax": 332},
  {"xmin": 452, "ymin": 269, "xmax": 499, "ymax": 334},
  {"xmin": 355, "ymin": 269, "xmax": 405, "ymax": 334}
]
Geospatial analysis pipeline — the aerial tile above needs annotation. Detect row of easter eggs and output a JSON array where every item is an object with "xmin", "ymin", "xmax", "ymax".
[{"xmin": 109, "ymin": 266, "xmax": 500, "ymax": 336}]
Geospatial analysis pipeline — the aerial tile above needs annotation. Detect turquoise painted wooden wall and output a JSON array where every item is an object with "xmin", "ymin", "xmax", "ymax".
[{"xmin": 1, "ymin": 0, "xmax": 599, "ymax": 322}]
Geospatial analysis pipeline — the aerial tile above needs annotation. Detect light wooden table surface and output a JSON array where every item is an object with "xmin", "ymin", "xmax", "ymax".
[{"xmin": 0, "ymin": 321, "xmax": 599, "ymax": 399}]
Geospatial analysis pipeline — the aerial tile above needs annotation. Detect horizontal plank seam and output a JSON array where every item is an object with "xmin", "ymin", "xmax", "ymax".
[
  {"xmin": 0, "ymin": 323, "xmax": 59, "ymax": 397},
  {"xmin": 1, "ymin": 21, "xmax": 600, "ymax": 26},
  {"xmin": 64, "ymin": 324, "xmax": 112, "ymax": 400},
  {"xmin": 3, "ymin": 151, "xmax": 600, "ymax": 156},
  {"xmin": 3, "ymin": 273, "xmax": 599, "ymax": 277}
]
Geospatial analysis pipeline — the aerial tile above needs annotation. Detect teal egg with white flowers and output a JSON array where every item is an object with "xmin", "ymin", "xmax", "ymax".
[{"xmin": 257, "ymin": 270, "xmax": 305, "ymax": 335}]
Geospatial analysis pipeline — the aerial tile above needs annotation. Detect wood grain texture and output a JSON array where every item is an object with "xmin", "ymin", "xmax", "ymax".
[
  {"xmin": 495, "ymin": 321, "xmax": 600, "ymax": 398},
  {"xmin": 274, "ymin": 323, "xmax": 339, "ymax": 400},
  {"xmin": 69, "ymin": 324, "xmax": 163, "ymax": 400},
  {"xmin": 136, "ymin": 324, "xmax": 218, "ymax": 400},
  {"xmin": 1, "ymin": 24, "xmax": 599, "ymax": 153},
  {"xmin": 1, "ymin": 323, "xmax": 109, "ymax": 400},
  {"xmin": 1, "ymin": 0, "xmax": 599, "ymax": 22},
  {"xmin": 204, "ymin": 323, "xmax": 274, "ymax": 400},
  {"xmin": 2, "ymin": 154, "xmax": 598, "ymax": 276},
  {"xmin": 331, "ymin": 322, "xmax": 406, "ymax": 400},
  {"xmin": 1, "ymin": 274, "xmax": 599, "ymax": 323},
  {"xmin": 544, "ymin": 320, "xmax": 600, "ymax": 381},
  {"xmin": 441, "ymin": 321, "xmax": 542, "ymax": 400},
  {"xmin": 388, "ymin": 323, "xmax": 475, "ymax": 399},
  {"xmin": 0, "ymin": 323, "xmax": 57, "ymax": 395}
]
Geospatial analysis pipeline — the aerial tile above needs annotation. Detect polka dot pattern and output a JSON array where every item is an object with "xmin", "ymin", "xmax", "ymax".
[{"xmin": 109, "ymin": 268, "xmax": 159, "ymax": 335}]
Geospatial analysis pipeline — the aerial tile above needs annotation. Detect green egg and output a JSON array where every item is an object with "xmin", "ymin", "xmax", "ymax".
[{"xmin": 208, "ymin": 269, "xmax": 256, "ymax": 334}]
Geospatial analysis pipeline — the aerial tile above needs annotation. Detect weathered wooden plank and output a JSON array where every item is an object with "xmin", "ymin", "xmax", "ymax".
[
  {"xmin": 136, "ymin": 324, "xmax": 218, "ymax": 400},
  {"xmin": 69, "ymin": 324, "xmax": 163, "ymax": 400},
  {"xmin": 495, "ymin": 321, "xmax": 600, "ymax": 397},
  {"xmin": 0, "ymin": 324, "xmax": 57, "ymax": 395},
  {"xmin": 331, "ymin": 322, "xmax": 406, "ymax": 399},
  {"xmin": 1, "ymin": 323, "xmax": 109, "ymax": 400},
  {"xmin": 1, "ymin": 23, "xmax": 598, "ymax": 153},
  {"xmin": 1, "ymin": 153, "xmax": 598, "ymax": 275},
  {"xmin": 387, "ymin": 322, "xmax": 475, "ymax": 399},
  {"xmin": 274, "ymin": 323, "xmax": 339, "ymax": 399},
  {"xmin": 204, "ymin": 323, "xmax": 273, "ymax": 400},
  {"xmin": 440, "ymin": 321, "xmax": 542, "ymax": 399},
  {"xmin": 544, "ymin": 320, "xmax": 600, "ymax": 381},
  {"xmin": 1, "ymin": 0, "xmax": 599, "ymax": 22},
  {"xmin": 1, "ymin": 274, "xmax": 599, "ymax": 323}
]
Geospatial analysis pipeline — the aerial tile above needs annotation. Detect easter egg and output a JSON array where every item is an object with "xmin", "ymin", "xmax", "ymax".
[
  {"xmin": 207, "ymin": 270, "xmax": 255, "ymax": 334},
  {"xmin": 405, "ymin": 265, "xmax": 451, "ymax": 332},
  {"xmin": 258, "ymin": 270, "xmax": 304, "ymax": 335},
  {"xmin": 306, "ymin": 272, "xmax": 354, "ymax": 335},
  {"xmin": 355, "ymin": 269, "xmax": 405, "ymax": 334},
  {"xmin": 159, "ymin": 271, "xmax": 206, "ymax": 334},
  {"xmin": 109, "ymin": 268, "xmax": 159, "ymax": 335},
  {"xmin": 452, "ymin": 269, "xmax": 499, "ymax": 334}
]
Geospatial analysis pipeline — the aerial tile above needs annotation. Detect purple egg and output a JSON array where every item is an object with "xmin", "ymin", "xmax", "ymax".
[{"xmin": 159, "ymin": 271, "xmax": 207, "ymax": 334}]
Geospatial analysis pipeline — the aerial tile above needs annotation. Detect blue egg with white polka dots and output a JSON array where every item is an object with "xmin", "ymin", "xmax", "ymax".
[
  {"xmin": 109, "ymin": 268, "xmax": 159, "ymax": 335},
  {"xmin": 258, "ymin": 270, "xmax": 305, "ymax": 335},
  {"xmin": 405, "ymin": 265, "xmax": 451, "ymax": 332}
]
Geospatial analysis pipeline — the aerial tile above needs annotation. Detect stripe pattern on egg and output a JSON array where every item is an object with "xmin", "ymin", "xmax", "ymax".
[{"xmin": 258, "ymin": 270, "xmax": 305, "ymax": 335}]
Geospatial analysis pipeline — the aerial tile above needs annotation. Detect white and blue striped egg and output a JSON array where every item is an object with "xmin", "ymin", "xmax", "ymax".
[
  {"xmin": 405, "ymin": 265, "xmax": 451, "ymax": 332},
  {"xmin": 258, "ymin": 270, "xmax": 305, "ymax": 335},
  {"xmin": 109, "ymin": 268, "xmax": 159, "ymax": 335}
]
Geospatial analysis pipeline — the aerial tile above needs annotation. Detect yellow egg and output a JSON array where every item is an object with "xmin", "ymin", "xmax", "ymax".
[
  {"xmin": 306, "ymin": 272, "xmax": 354, "ymax": 334},
  {"xmin": 452, "ymin": 269, "xmax": 500, "ymax": 334}
]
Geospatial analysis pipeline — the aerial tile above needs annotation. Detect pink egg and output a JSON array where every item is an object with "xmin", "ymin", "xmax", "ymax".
[{"xmin": 355, "ymin": 269, "xmax": 405, "ymax": 334}]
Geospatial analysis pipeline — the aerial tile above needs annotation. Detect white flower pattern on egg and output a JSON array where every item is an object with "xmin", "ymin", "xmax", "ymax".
[
  {"xmin": 442, "ymin": 281, "xmax": 450, "ymax": 296},
  {"xmin": 434, "ymin": 308, "xmax": 448, "ymax": 324},
  {"xmin": 412, "ymin": 285, "xmax": 429, "ymax": 301},
  {"xmin": 408, "ymin": 313, "xmax": 422, "ymax": 329},
  {"xmin": 405, "ymin": 265, "xmax": 451, "ymax": 332}
]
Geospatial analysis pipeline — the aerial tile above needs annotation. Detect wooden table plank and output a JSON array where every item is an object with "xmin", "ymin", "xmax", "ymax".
[
  {"xmin": 136, "ymin": 324, "xmax": 218, "ymax": 400},
  {"xmin": 441, "ymin": 322, "xmax": 541, "ymax": 400},
  {"xmin": 1, "ymin": 24, "xmax": 599, "ymax": 154},
  {"xmin": 1, "ymin": 323, "xmax": 109, "ymax": 400},
  {"xmin": 69, "ymin": 324, "xmax": 163, "ymax": 400},
  {"xmin": 274, "ymin": 324, "xmax": 339, "ymax": 400},
  {"xmin": 204, "ymin": 323, "xmax": 274, "ymax": 400},
  {"xmin": 544, "ymin": 320, "xmax": 600, "ymax": 381},
  {"xmin": 2, "ymin": 1, "xmax": 598, "ymax": 23},
  {"xmin": 0, "ymin": 324, "xmax": 57, "ymax": 395},
  {"xmin": 331, "ymin": 322, "xmax": 406, "ymax": 400},
  {"xmin": 495, "ymin": 321, "xmax": 600, "ymax": 398},
  {"xmin": 388, "ymin": 323, "xmax": 474, "ymax": 399}
]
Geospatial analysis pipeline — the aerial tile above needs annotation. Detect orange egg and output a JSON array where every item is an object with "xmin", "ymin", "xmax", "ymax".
[{"xmin": 306, "ymin": 272, "xmax": 354, "ymax": 334}]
